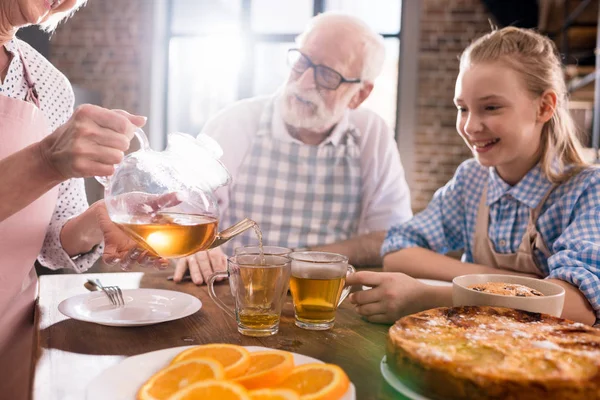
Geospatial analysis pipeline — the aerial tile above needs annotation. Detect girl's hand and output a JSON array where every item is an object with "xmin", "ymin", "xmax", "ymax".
[{"xmin": 346, "ymin": 271, "xmax": 432, "ymax": 324}]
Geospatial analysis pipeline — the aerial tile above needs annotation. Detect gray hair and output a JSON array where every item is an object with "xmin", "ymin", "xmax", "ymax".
[{"xmin": 296, "ymin": 12, "xmax": 386, "ymax": 83}]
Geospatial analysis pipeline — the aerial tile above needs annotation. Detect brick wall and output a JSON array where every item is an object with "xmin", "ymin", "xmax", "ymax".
[
  {"xmin": 412, "ymin": 0, "xmax": 493, "ymax": 211},
  {"xmin": 49, "ymin": 0, "xmax": 154, "ymax": 114}
]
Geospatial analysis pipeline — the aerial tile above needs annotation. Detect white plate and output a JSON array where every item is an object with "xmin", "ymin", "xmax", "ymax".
[
  {"xmin": 380, "ymin": 356, "xmax": 431, "ymax": 400},
  {"xmin": 362, "ymin": 278, "xmax": 452, "ymax": 291},
  {"xmin": 86, "ymin": 345, "xmax": 356, "ymax": 400},
  {"xmin": 58, "ymin": 288, "xmax": 202, "ymax": 327}
]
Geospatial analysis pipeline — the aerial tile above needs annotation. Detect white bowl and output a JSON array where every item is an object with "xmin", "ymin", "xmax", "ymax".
[{"xmin": 452, "ymin": 274, "xmax": 565, "ymax": 317}]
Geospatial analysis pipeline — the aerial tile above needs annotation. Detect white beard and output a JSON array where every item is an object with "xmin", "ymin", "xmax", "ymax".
[{"xmin": 280, "ymin": 83, "xmax": 347, "ymax": 132}]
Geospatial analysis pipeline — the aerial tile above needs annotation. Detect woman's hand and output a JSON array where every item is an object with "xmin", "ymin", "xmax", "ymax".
[
  {"xmin": 38, "ymin": 104, "xmax": 146, "ymax": 180},
  {"xmin": 346, "ymin": 271, "xmax": 436, "ymax": 324},
  {"xmin": 92, "ymin": 192, "xmax": 182, "ymax": 270},
  {"xmin": 92, "ymin": 201, "xmax": 167, "ymax": 270}
]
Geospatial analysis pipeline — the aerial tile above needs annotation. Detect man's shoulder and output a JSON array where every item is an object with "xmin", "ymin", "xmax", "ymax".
[
  {"xmin": 347, "ymin": 107, "xmax": 393, "ymax": 143},
  {"xmin": 348, "ymin": 107, "xmax": 388, "ymax": 127}
]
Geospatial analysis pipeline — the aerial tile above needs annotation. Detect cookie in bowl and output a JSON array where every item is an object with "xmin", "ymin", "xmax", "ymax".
[{"xmin": 468, "ymin": 282, "xmax": 544, "ymax": 297}]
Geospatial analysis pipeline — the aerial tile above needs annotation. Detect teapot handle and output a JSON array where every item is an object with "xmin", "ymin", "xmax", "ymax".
[{"xmin": 95, "ymin": 128, "xmax": 151, "ymax": 187}]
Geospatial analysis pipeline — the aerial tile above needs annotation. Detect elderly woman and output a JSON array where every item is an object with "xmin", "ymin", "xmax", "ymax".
[{"xmin": 0, "ymin": 1, "xmax": 162, "ymax": 397}]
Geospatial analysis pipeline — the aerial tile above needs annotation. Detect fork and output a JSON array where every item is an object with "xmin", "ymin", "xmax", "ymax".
[{"xmin": 87, "ymin": 279, "xmax": 125, "ymax": 306}]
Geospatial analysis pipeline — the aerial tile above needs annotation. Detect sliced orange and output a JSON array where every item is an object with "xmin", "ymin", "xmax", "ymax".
[
  {"xmin": 171, "ymin": 344, "xmax": 251, "ymax": 378},
  {"xmin": 166, "ymin": 379, "xmax": 250, "ymax": 400},
  {"xmin": 137, "ymin": 358, "xmax": 225, "ymax": 400},
  {"xmin": 277, "ymin": 363, "xmax": 349, "ymax": 400},
  {"xmin": 249, "ymin": 388, "xmax": 300, "ymax": 400},
  {"xmin": 233, "ymin": 350, "xmax": 295, "ymax": 390}
]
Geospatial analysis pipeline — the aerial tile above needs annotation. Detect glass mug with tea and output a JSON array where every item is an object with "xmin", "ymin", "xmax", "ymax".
[
  {"xmin": 94, "ymin": 129, "xmax": 256, "ymax": 259},
  {"xmin": 208, "ymin": 254, "xmax": 291, "ymax": 337},
  {"xmin": 289, "ymin": 251, "xmax": 355, "ymax": 330}
]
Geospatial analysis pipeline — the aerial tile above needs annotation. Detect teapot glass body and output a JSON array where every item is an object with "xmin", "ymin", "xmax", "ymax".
[{"xmin": 95, "ymin": 129, "xmax": 234, "ymax": 258}]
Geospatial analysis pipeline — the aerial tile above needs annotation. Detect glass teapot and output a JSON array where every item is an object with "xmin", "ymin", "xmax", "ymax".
[{"xmin": 95, "ymin": 128, "xmax": 255, "ymax": 259}]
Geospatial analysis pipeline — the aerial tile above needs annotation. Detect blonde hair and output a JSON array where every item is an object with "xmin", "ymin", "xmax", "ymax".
[
  {"xmin": 296, "ymin": 12, "xmax": 386, "ymax": 83},
  {"xmin": 41, "ymin": 0, "xmax": 88, "ymax": 32},
  {"xmin": 460, "ymin": 26, "xmax": 589, "ymax": 183}
]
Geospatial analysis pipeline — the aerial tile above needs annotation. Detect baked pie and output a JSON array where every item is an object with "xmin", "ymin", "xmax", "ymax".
[{"xmin": 386, "ymin": 306, "xmax": 600, "ymax": 400}]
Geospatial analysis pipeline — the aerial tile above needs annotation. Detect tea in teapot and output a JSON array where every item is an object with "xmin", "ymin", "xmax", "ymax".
[{"xmin": 115, "ymin": 212, "xmax": 218, "ymax": 258}]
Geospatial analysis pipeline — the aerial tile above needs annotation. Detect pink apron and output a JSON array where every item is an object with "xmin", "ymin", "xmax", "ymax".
[
  {"xmin": 0, "ymin": 48, "xmax": 57, "ymax": 400},
  {"xmin": 472, "ymin": 182, "xmax": 556, "ymax": 276}
]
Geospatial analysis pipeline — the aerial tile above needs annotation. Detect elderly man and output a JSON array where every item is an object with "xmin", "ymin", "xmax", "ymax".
[{"xmin": 173, "ymin": 12, "xmax": 412, "ymax": 284}]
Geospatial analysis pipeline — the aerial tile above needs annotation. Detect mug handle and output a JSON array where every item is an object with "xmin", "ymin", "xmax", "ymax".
[
  {"xmin": 95, "ymin": 127, "xmax": 151, "ymax": 187},
  {"xmin": 207, "ymin": 271, "xmax": 235, "ymax": 320},
  {"xmin": 338, "ymin": 264, "xmax": 356, "ymax": 306}
]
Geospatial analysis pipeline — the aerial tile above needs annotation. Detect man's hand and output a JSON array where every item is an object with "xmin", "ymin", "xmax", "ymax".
[
  {"xmin": 173, "ymin": 247, "xmax": 228, "ymax": 285},
  {"xmin": 345, "ymin": 271, "xmax": 432, "ymax": 324}
]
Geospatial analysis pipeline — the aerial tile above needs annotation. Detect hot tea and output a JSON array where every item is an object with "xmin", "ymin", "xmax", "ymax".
[
  {"xmin": 288, "ymin": 251, "xmax": 354, "ymax": 330},
  {"xmin": 289, "ymin": 274, "xmax": 345, "ymax": 323},
  {"xmin": 238, "ymin": 310, "xmax": 280, "ymax": 330},
  {"xmin": 208, "ymin": 254, "xmax": 291, "ymax": 337},
  {"xmin": 116, "ymin": 212, "xmax": 217, "ymax": 258}
]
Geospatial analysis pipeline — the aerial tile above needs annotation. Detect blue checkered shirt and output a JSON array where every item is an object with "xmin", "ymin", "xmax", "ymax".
[{"xmin": 382, "ymin": 159, "xmax": 600, "ymax": 318}]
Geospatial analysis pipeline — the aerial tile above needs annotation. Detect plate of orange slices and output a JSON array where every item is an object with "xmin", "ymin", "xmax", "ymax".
[{"xmin": 85, "ymin": 344, "xmax": 356, "ymax": 400}]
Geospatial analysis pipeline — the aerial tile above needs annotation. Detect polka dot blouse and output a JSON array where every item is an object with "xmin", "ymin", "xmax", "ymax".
[{"xmin": 1, "ymin": 38, "xmax": 102, "ymax": 272}]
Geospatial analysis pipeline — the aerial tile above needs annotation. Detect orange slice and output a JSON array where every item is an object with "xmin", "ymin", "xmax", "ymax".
[
  {"xmin": 137, "ymin": 358, "xmax": 225, "ymax": 400},
  {"xmin": 171, "ymin": 344, "xmax": 251, "ymax": 378},
  {"xmin": 249, "ymin": 388, "xmax": 300, "ymax": 400},
  {"xmin": 234, "ymin": 350, "xmax": 295, "ymax": 390},
  {"xmin": 277, "ymin": 363, "xmax": 349, "ymax": 400},
  {"xmin": 166, "ymin": 379, "xmax": 250, "ymax": 400}
]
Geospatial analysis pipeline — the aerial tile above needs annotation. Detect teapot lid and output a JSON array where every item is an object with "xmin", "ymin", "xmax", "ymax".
[{"xmin": 166, "ymin": 132, "xmax": 231, "ymax": 192}]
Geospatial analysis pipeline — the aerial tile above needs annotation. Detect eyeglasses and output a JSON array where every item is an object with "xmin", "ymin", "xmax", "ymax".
[{"xmin": 286, "ymin": 49, "xmax": 361, "ymax": 90}]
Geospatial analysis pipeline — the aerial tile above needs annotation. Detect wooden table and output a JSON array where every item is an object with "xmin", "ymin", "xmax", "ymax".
[{"xmin": 33, "ymin": 271, "xmax": 402, "ymax": 400}]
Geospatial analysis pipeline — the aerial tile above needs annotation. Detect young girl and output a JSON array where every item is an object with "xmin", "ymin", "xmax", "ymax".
[{"xmin": 346, "ymin": 26, "xmax": 600, "ymax": 325}]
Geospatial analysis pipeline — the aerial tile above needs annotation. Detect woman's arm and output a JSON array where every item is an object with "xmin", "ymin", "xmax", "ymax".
[
  {"xmin": 59, "ymin": 200, "xmax": 103, "ymax": 257},
  {"xmin": 1, "ymin": 105, "xmax": 144, "ymax": 222},
  {"xmin": 0, "ymin": 142, "xmax": 63, "ymax": 221}
]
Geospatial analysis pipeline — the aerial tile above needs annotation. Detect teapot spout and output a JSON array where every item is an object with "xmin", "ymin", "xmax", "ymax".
[{"xmin": 208, "ymin": 218, "xmax": 257, "ymax": 249}]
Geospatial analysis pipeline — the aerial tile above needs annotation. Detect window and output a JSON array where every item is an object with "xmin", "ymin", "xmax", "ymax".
[{"xmin": 166, "ymin": 0, "xmax": 402, "ymax": 136}]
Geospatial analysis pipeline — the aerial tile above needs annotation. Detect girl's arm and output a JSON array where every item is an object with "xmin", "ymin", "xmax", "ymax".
[
  {"xmin": 383, "ymin": 247, "xmax": 540, "ymax": 280},
  {"xmin": 384, "ymin": 249, "xmax": 595, "ymax": 325},
  {"xmin": 547, "ymin": 279, "xmax": 595, "ymax": 325}
]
